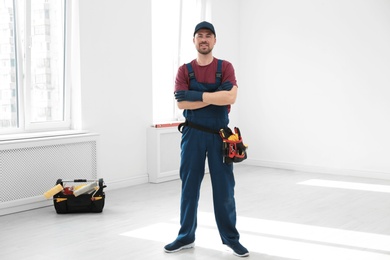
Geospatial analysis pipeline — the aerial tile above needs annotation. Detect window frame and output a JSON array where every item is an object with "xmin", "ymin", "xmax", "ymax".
[{"xmin": 0, "ymin": 0, "xmax": 72, "ymax": 135}]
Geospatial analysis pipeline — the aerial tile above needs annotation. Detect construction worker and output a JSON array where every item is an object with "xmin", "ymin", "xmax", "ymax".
[{"xmin": 164, "ymin": 21, "xmax": 249, "ymax": 257}]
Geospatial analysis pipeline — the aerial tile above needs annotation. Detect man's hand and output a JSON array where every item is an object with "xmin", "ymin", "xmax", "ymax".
[{"xmin": 174, "ymin": 90, "xmax": 203, "ymax": 102}]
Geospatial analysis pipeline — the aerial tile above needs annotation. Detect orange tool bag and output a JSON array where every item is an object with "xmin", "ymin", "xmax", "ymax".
[{"xmin": 219, "ymin": 127, "xmax": 248, "ymax": 164}]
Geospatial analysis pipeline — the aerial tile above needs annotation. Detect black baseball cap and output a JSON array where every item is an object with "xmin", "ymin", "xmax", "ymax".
[{"xmin": 193, "ymin": 21, "xmax": 216, "ymax": 37}]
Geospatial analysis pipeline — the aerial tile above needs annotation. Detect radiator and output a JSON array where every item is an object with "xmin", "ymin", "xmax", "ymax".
[
  {"xmin": 147, "ymin": 127, "xmax": 181, "ymax": 183},
  {"xmin": 0, "ymin": 132, "xmax": 98, "ymax": 215}
]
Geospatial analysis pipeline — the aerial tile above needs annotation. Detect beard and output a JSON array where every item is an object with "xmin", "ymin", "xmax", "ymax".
[
  {"xmin": 197, "ymin": 48, "xmax": 212, "ymax": 55},
  {"xmin": 197, "ymin": 44, "xmax": 213, "ymax": 55}
]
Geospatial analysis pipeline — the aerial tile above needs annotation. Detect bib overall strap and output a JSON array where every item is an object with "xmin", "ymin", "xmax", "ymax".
[
  {"xmin": 186, "ymin": 63, "xmax": 196, "ymax": 83},
  {"xmin": 215, "ymin": 59, "xmax": 223, "ymax": 85}
]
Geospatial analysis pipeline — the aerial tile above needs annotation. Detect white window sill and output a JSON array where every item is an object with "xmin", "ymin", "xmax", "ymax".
[{"xmin": 0, "ymin": 130, "xmax": 91, "ymax": 142}]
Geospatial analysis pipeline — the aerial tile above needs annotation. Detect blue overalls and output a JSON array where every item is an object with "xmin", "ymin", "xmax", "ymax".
[{"xmin": 176, "ymin": 60, "xmax": 240, "ymax": 247}]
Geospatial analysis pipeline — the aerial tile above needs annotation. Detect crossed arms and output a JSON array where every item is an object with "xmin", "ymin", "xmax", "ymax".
[{"xmin": 174, "ymin": 83, "xmax": 238, "ymax": 110}]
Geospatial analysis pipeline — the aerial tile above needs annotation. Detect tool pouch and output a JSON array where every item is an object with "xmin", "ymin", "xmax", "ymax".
[{"xmin": 219, "ymin": 127, "xmax": 248, "ymax": 164}]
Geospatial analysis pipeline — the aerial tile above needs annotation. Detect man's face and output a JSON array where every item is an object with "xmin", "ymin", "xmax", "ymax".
[{"xmin": 193, "ymin": 29, "xmax": 216, "ymax": 55}]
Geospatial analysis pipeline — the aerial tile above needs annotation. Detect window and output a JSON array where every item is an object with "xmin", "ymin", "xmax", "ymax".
[
  {"xmin": 0, "ymin": 0, "xmax": 70, "ymax": 133},
  {"xmin": 151, "ymin": 0, "xmax": 211, "ymax": 124}
]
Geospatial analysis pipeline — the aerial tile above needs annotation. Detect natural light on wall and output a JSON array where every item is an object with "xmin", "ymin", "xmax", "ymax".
[{"xmin": 151, "ymin": 0, "xmax": 212, "ymax": 124}]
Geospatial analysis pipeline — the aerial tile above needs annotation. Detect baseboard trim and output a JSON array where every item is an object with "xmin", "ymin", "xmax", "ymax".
[
  {"xmin": 0, "ymin": 196, "xmax": 52, "ymax": 216},
  {"xmin": 104, "ymin": 174, "xmax": 149, "ymax": 190},
  {"xmin": 148, "ymin": 170, "xmax": 180, "ymax": 183},
  {"xmin": 243, "ymin": 159, "xmax": 390, "ymax": 181}
]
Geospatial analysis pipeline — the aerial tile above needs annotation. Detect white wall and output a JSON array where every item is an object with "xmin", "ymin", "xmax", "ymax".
[
  {"xmin": 209, "ymin": 0, "xmax": 241, "ymax": 124},
  {"xmin": 77, "ymin": 0, "xmax": 390, "ymax": 187},
  {"xmin": 79, "ymin": 0, "xmax": 152, "ymax": 188},
  {"xmin": 239, "ymin": 0, "xmax": 390, "ymax": 178}
]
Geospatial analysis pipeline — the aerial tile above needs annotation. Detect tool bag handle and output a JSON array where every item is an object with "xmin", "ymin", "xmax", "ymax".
[{"xmin": 56, "ymin": 178, "xmax": 105, "ymax": 188}]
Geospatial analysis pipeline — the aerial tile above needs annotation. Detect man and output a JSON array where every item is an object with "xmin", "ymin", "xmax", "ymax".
[{"xmin": 164, "ymin": 21, "xmax": 249, "ymax": 257}]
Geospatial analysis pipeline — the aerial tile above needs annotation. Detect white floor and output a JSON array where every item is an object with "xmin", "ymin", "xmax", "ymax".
[{"xmin": 1, "ymin": 165, "xmax": 390, "ymax": 260}]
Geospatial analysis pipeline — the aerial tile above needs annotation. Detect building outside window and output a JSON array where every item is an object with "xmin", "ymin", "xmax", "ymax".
[{"xmin": 0, "ymin": 0, "xmax": 69, "ymax": 133}]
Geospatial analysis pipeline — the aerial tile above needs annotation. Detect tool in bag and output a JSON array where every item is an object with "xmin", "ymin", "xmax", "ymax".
[
  {"xmin": 46, "ymin": 178, "xmax": 106, "ymax": 214},
  {"xmin": 219, "ymin": 127, "xmax": 248, "ymax": 164}
]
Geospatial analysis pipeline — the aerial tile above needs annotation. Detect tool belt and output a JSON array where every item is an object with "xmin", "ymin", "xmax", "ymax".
[
  {"xmin": 178, "ymin": 120, "xmax": 219, "ymax": 134},
  {"xmin": 178, "ymin": 120, "xmax": 248, "ymax": 164}
]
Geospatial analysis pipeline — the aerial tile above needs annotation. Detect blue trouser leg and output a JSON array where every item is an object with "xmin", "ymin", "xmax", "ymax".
[
  {"xmin": 176, "ymin": 128, "xmax": 206, "ymax": 244},
  {"xmin": 176, "ymin": 125, "xmax": 240, "ymax": 246},
  {"xmin": 207, "ymin": 131, "xmax": 240, "ymax": 245}
]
